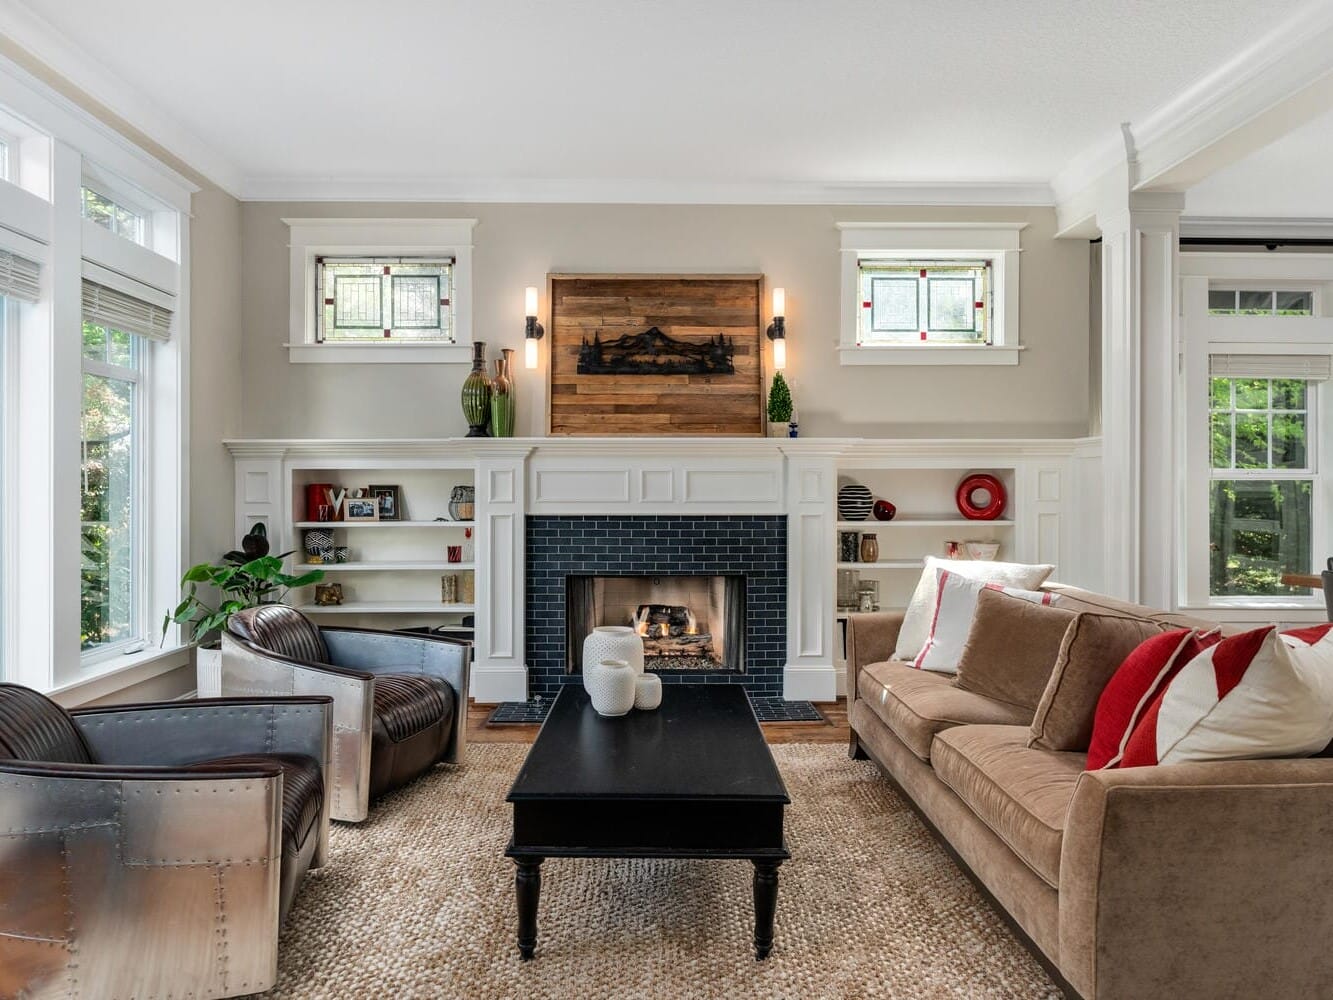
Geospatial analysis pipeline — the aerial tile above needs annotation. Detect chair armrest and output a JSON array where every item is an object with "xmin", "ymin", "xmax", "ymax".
[
  {"xmin": 70, "ymin": 696, "xmax": 333, "ymax": 770},
  {"xmin": 221, "ymin": 633, "xmax": 374, "ymax": 822},
  {"xmin": 321, "ymin": 628, "xmax": 471, "ymax": 763},
  {"xmin": 844, "ymin": 611, "xmax": 905, "ymax": 702},
  {"xmin": 1058, "ymin": 758, "xmax": 1333, "ymax": 1000},
  {"xmin": 0, "ymin": 762, "xmax": 284, "ymax": 996}
]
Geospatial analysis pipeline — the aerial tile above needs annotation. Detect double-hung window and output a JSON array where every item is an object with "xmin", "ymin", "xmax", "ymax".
[
  {"xmin": 80, "ymin": 318, "xmax": 141, "ymax": 653},
  {"xmin": 1180, "ymin": 256, "xmax": 1333, "ymax": 613},
  {"xmin": 837, "ymin": 222, "xmax": 1023, "ymax": 365}
]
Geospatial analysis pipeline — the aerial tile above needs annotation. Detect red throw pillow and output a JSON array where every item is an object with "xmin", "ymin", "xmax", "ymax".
[
  {"xmin": 1117, "ymin": 624, "xmax": 1333, "ymax": 768},
  {"xmin": 1087, "ymin": 629, "xmax": 1222, "ymax": 769}
]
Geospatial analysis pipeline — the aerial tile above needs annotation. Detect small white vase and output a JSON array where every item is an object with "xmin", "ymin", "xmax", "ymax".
[
  {"xmin": 634, "ymin": 673, "xmax": 663, "ymax": 711},
  {"xmin": 585, "ymin": 659, "xmax": 636, "ymax": 717},
  {"xmin": 196, "ymin": 645, "xmax": 223, "ymax": 698},
  {"xmin": 582, "ymin": 625, "xmax": 644, "ymax": 682}
]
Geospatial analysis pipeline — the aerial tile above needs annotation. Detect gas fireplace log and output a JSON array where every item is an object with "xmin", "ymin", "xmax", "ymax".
[{"xmin": 642, "ymin": 633, "xmax": 715, "ymax": 658}]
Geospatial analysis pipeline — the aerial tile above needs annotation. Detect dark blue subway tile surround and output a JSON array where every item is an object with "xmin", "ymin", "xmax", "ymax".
[{"xmin": 525, "ymin": 515, "xmax": 787, "ymax": 700}]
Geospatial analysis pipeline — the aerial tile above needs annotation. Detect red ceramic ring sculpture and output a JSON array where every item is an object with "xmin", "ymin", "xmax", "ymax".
[{"xmin": 956, "ymin": 474, "xmax": 1007, "ymax": 521}]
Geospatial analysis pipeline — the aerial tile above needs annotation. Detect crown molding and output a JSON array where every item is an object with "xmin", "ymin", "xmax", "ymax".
[
  {"xmin": 0, "ymin": 0, "xmax": 244, "ymax": 196},
  {"xmin": 239, "ymin": 175, "xmax": 1054, "ymax": 207},
  {"xmin": 1179, "ymin": 216, "xmax": 1333, "ymax": 240}
]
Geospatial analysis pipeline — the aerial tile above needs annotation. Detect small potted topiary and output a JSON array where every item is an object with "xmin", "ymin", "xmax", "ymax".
[{"xmin": 767, "ymin": 372, "xmax": 793, "ymax": 437}]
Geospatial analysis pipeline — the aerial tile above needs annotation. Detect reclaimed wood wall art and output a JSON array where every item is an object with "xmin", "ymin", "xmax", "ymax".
[{"xmin": 547, "ymin": 274, "xmax": 765, "ymax": 436}]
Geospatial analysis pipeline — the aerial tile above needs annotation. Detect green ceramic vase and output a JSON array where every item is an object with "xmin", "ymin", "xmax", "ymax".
[
  {"xmin": 490, "ymin": 348, "xmax": 516, "ymax": 438},
  {"xmin": 461, "ymin": 341, "xmax": 492, "ymax": 436}
]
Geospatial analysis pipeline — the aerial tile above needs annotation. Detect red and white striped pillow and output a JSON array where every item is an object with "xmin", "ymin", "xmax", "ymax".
[
  {"xmin": 1087, "ymin": 627, "xmax": 1222, "ymax": 770},
  {"xmin": 1117, "ymin": 624, "xmax": 1333, "ymax": 768},
  {"xmin": 912, "ymin": 568, "xmax": 1054, "ymax": 674}
]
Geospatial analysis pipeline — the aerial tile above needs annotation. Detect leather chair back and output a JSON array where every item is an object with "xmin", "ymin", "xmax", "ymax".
[
  {"xmin": 229, "ymin": 604, "xmax": 330, "ymax": 664},
  {"xmin": 0, "ymin": 683, "xmax": 95, "ymax": 763}
]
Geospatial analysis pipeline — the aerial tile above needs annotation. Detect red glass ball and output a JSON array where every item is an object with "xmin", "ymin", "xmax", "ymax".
[{"xmin": 872, "ymin": 499, "xmax": 897, "ymax": 521}]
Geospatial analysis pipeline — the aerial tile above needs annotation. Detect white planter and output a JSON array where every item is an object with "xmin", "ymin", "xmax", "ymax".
[
  {"xmin": 634, "ymin": 672, "xmax": 663, "ymax": 711},
  {"xmin": 582, "ymin": 625, "xmax": 644, "ymax": 683},
  {"xmin": 585, "ymin": 659, "xmax": 636, "ymax": 717},
  {"xmin": 768, "ymin": 422, "xmax": 789, "ymax": 438},
  {"xmin": 196, "ymin": 645, "xmax": 223, "ymax": 698}
]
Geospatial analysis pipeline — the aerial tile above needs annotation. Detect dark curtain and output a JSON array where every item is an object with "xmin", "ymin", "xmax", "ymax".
[
  {"xmin": 723, "ymin": 575, "xmax": 746, "ymax": 673},
  {"xmin": 566, "ymin": 575, "xmax": 596, "ymax": 672}
]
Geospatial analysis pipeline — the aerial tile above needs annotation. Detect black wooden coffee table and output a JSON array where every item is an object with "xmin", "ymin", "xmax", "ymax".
[{"xmin": 505, "ymin": 684, "xmax": 790, "ymax": 960}]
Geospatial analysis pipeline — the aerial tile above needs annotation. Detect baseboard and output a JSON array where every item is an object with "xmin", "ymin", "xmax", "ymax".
[
  {"xmin": 783, "ymin": 663, "xmax": 837, "ymax": 702},
  {"xmin": 470, "ymin": 664, "xmax": 529, "ymax": 703}
]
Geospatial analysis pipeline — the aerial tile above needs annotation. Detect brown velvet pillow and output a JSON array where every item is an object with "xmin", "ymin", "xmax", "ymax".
[
  {"xmin": 1028, "ymin": 612, "xmax": 1166, "ymax": 751},
  {"xmin": 954, "ymin": 589, "xmax": 1078, "ymax": 712}
]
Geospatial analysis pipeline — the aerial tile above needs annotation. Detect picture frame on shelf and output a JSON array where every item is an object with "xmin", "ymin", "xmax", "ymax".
[
  {"xmin": 314, "ymin": 582, "xmax": 344, "ymax": 606},
  {"xmin": 344, "ymin": 497, "xmax": 379, "ymax": 522},
  {"xmin": 369, "ymin": 484, "xmax": 402, "ymax": 521}
]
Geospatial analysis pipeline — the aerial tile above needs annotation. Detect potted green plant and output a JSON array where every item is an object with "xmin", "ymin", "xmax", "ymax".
[
  {"xmin": 767, "ymin": 372, "xmax": 793, "ymax": 437},
  {"xmin": 164, "ymin": 553, "xmax": 324, "ymax": 696}
]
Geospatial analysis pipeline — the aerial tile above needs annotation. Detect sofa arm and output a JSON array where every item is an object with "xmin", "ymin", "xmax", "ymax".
[
  {"xmin": 221, "ymin": 633, "xmax": 375, "ymax": 822},
  {"xmin": 0, "ymin": 763, "xmax": 284, "ymax": 997},
  {"xmin": 321, "ymin": 627, "xmax": 471, "ymax": 763},
  {"xmin": 844, "ymin": 611, "xmax": 905, "ymax": 702},
  {"xmin": 1059, "ymin": 758, "xmax": 1333, "ymax": 1000}
]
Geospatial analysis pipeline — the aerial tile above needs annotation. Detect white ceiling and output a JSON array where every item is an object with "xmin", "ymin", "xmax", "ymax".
[
  {"xmin": 4, "ymin": 0, "xmax": 1316, "ymax": 201},
  {"xmin": 1185, "ymin": 106, "xmax": 1333, "ymax": 218}
]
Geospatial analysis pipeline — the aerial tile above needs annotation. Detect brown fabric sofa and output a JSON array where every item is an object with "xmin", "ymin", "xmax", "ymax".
[{"xmin": 846, "ymin": 583, "xmax": 1333, "ymax": 1000}]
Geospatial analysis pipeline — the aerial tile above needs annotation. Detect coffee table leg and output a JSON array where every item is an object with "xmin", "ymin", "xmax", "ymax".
[
  {"xmin": 752, "ymin": 859, "xmax": 781, "ymax": 960},
  {"xmin": 515, "ymin": 856, "xmax": 544, "ymax": 960}
]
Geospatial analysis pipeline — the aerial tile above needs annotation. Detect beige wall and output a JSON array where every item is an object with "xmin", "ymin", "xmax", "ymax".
[{"xmin": 240, "ymin": 203, "xmax": 1090, "ymax": 439}]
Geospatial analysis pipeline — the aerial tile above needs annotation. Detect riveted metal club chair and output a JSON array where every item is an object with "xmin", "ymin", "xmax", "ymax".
[
  {"xmin": 0, "ymin": 684, "xmax": 333, "ymax": 1000},
  {"xmin": 222, "ymin": 604, "xmax": 470, "ymax": 823}
]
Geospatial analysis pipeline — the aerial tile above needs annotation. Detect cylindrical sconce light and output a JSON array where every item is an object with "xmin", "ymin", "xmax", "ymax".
[
  {"xmin": 524, "ymin": 285, "xmax": 544, "ymax": 369},
  {"xmin": 766, "ymin": 286, "xmax": 787, "ymax": 371}
]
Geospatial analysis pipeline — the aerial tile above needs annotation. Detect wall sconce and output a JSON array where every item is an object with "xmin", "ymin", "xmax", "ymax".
[
  {"xmin": 766, "ymin": 286, "xmax": 786, "ymax": 370},
  {"xmin": 524, "ymin": 285, "xmax": 544, "ymax": 369}
]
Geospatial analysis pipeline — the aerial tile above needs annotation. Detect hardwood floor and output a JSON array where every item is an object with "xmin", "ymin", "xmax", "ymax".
[{"xmin": 466, "ymin": 698, "xmax": 850, "ymax": 745}]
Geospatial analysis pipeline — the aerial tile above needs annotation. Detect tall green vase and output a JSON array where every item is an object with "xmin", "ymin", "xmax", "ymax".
[
  {"xmin": 461, "ymin": 341, "xmax": 492, "ymax": 437},
  {"xmin": 490, "ymin": 347, "xmax": 516, "ymax": 437}
]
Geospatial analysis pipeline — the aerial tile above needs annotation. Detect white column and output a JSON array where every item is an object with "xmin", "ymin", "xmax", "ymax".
[
  {"xmin": 782, "ymin": 449, "xmax": 837, "ymax": 701},
  {"xmin": 473, "ymin": 447, "xmax": 529, "ymax": 702},
  {"xmin": 1097, "ymin": 193, "xmax": 1182, "ymax": 607}
]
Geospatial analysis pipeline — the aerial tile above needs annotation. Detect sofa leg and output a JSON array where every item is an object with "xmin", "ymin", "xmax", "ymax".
[{"xmin": 849, "ymin": 733, "xmax": 869, "ymax": 761}]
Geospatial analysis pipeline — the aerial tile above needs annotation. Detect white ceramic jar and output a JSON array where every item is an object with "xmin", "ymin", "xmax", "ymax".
[
  {"xmin": 582, "ymin": 625, "xmax": 644, "ymax": 682},
  {"xmin": 585, "ymin": 659, "xmax": 636, "ymax": 717},
  {"xmin": 634, "ymin": 672, "xmax": 663, "ymax": 711}
]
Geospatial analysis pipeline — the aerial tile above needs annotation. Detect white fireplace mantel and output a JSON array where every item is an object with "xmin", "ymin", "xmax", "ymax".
[{"xmin": 225, "ymin": 436, "xmax": 1101, "ymax": 703}]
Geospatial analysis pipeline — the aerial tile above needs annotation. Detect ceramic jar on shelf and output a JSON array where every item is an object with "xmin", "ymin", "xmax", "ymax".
[
  {"xmin": 837, "ymin": 483, "xmax": 873, "ymax": 521},
  {"xmin": 859, "ymin": 533, "xmax": 879, "ymax": 564},
  {"xmin": 581, "ymin": 625, "xmax": 644, "ymax": 677},
  {"xmin": 585, "ymin": 659, "xmax": 636, "ymax": 717}
]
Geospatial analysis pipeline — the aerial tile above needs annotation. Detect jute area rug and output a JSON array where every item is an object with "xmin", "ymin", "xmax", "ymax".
[{"xmin": 265, "ymin": 744, "xmax": 1061, "ymax": 999}]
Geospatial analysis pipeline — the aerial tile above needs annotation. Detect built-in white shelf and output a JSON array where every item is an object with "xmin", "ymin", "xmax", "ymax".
[
  {"xmin": 835, "ymin": 518, "xmax": 1014, "ymax": 529},
  {"xmin": 837, "ymin": 560, "xmax": 922, "ymax": 570},
  {"xmin": 293, "ymin": 520, "xmax": 472, "ymax": 529},
  {"xmin": 296, "ymin": 601, "xmax": 477, "ymax": 615},
  {"xmin": 297, "ymin": 561, "xmax": 474, "ymax": 572}
]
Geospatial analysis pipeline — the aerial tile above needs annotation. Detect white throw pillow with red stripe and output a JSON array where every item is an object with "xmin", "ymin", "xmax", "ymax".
[
  {"xmin": 913, "ymin": 568, "xmax": 1055, "ymax": 674},
  {"xmin": 1087, "ymin": 627, "xmax": 1222, "ymax": 770},
  {"xmin": 1117, "ymin": 624, "xmax": 1333, "ymax": 768}
]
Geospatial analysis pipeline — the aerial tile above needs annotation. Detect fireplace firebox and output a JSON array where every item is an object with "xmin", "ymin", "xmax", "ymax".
[{"xmin": 567, "ymin": 575, "xmax": 745, "ymax": 673}]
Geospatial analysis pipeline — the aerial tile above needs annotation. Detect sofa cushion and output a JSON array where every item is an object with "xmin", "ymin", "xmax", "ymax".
[
  {"xmin": 955, "ymin": 589, "xmax": 1078, "ymax": 712},
  {"xmin": 229, "ymin": 604, "xmax": 329, "ymax": 664},
  {"xmin": 368, "ymin": 673, "xmax": 456, "ymax": 802},
  {"xmin": 932, "ymin": 725, "xmax": 1087, "ymax": 889},
  {"xmin": 857, "ymin": 660, "xmax": 1031, "ymax": 762},
  {"xmin": 1029, "ymin": 612, "xmax": 1165, "ymax": 752}
]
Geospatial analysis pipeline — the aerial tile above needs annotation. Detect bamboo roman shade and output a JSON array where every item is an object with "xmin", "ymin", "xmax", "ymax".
[
  {"xmin": 0, "ymin": 249, "xmax": 41, "ymax": 303},
  {"xmin": 1209, "ymin": 353, "xmax": 1332, "ymax": 382},
  {"xmin": 81, "ymin": 278, "xmax": 173, "ymax": 342}
]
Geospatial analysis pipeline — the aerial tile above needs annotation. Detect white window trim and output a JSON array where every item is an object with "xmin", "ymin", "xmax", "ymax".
[
  {"xmin": 1179, "ymin": 258, "xmax": 1332, "ymax": 616},
  {"xmin": 837, "ymin": 222, "xmax": 1026, "ymax": 366},
  {"xmin": 285, "ymin": 218, "xmax": 476, "ymax": 364},
  {"xmin": 0, "ymin": 58, "xmax": 192, "ymax": 692}
]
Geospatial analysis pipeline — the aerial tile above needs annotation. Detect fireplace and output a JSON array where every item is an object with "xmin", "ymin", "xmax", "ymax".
[{"xmin": 567, "ymin": 574, "xmax": 746, "ymax": 673}]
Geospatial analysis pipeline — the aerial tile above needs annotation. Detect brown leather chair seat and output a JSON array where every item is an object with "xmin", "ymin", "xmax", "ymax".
[{"xmin": 369, "ymin": 673, "xmax": 456, "ymax": 800}]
